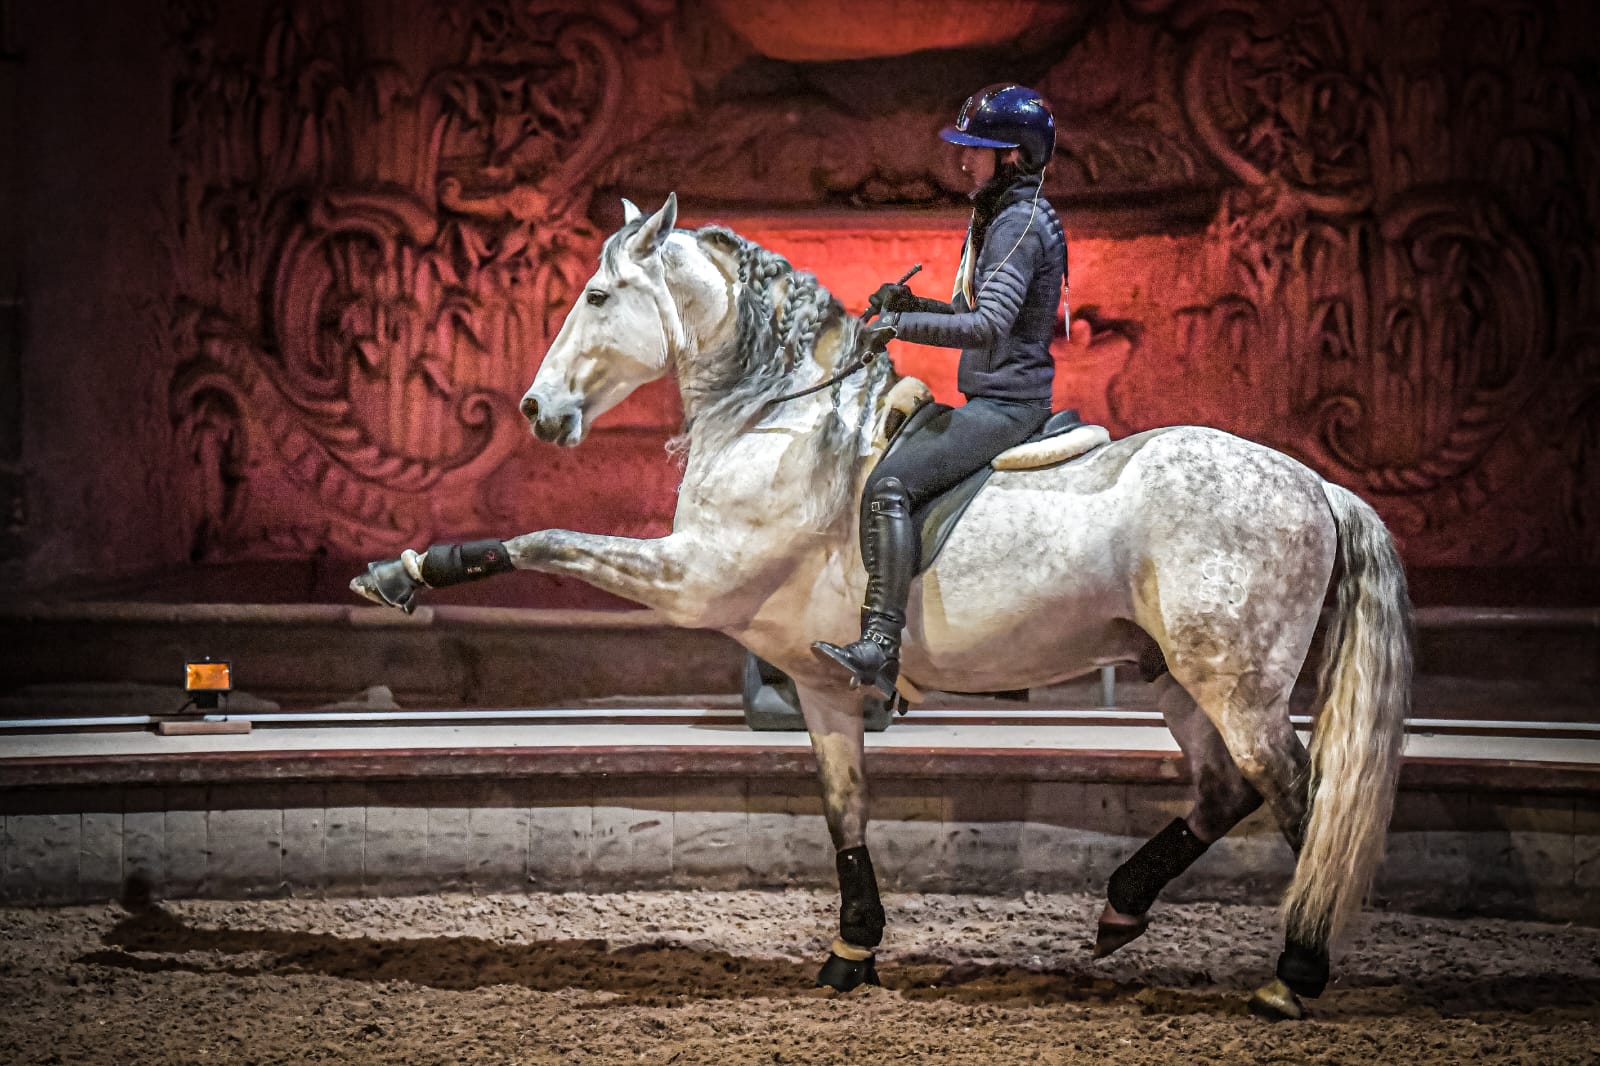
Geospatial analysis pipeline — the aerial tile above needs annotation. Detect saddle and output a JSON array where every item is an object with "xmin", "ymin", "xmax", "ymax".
[{"xmin": 876, "ymin": 381, "xmax": 1111, "ymax": 575}]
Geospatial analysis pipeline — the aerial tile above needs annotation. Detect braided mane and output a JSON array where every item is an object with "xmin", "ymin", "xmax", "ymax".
[{"xmin": 598, "ymin": 221, "xmax": 887, "ymax": 530}]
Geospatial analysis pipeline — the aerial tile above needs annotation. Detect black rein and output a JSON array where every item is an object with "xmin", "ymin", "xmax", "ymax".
[{"xmin": 763, "ymin": 264, "xmax": 921, "ymax": 408}]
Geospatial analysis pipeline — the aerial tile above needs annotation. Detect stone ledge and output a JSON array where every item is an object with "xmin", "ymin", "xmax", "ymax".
[
  {"xmin": 0, "ymin": 605, "xmax": 743, "ymax": 708},
  {"xmin": 3, "ymin": 602, "xmax": 1593, "ymax": 712},
  {"xmin": 6, "ymin": 600, "xmax": 1594, "ymax": 629},
  {"xmin": 4, "ymin": 745, "xmax": 1596, "ymax": 795},
  {"xmin": 0, "ymin": 601, "xmax": 676, "ymax": 628}
]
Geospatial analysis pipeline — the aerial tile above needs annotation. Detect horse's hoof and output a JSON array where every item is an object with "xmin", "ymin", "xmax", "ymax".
[
  {"xmin": 349, "ymin": 572, "xmax": 386, "ymax": 606},
  {"xmin": 1247, "ymin": 978, "xmax": 1304, "ymax": 1021},
  {"xmin": 816, "ymin": 951, "xmax": 879, "ymax": 992},
  {"xmin": 355, "ymin": 558, "xmax": 421, "ymax": 613},
  {"xmin": 1092, "ymin": 909, "xmax": 1150, "ymax": 959}
]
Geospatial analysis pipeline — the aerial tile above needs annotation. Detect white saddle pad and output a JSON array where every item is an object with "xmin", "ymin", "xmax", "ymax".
[{"xmin": 992, "ymin": 424, "xmax": 1111, "ymax": 470}]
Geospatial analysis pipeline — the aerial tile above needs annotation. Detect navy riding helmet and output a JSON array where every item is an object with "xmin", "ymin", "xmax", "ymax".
[{"xmin": 940, "ymin": 83, "xmax": 1055, "ymax": 171}]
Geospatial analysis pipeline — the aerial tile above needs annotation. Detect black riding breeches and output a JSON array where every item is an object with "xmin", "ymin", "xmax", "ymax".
[{"xmin": 866, "ymin": 395, "xmax": 1051, "ymax": 510}]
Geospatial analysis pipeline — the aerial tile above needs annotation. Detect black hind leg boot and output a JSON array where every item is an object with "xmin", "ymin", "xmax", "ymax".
[{"xmin": 812, "ymin": 477, "xmax": 915, "ymax": 698}]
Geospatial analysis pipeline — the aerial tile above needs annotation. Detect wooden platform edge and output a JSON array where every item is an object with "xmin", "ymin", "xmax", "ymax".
[{"xmin": 155, "ymin": 719, "xmax": 253, "ymax": 736}]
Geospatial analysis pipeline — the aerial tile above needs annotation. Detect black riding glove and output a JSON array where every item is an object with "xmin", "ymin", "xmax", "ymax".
[
  {"xmin": 867, "ymin": 283, "xmax": 955, "ymax": 318},
  {"xmin": 865, "ymin": 282, "xmax": 911, "ymax": 317}
]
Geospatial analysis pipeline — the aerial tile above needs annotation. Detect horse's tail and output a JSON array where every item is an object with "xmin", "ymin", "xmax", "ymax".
[{"xmin": 1283, "ymin": 482, "xmax": 1413, "ymax": 949}]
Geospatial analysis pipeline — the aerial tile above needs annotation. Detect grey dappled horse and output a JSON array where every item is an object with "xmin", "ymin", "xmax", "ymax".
[{"xmin": 353, "ymin": 195, "xmax": 1413, "ymax": 1019}]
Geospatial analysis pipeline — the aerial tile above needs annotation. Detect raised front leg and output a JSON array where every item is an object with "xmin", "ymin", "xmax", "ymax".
[
  {"xmin": 794, "ymin": 680, "xmax": 884, "ymax": 993},
  {"xmin": 506, "ymin": 529, "xmax": 689, "ymax": 614},
  {"xmin": 351, "ymin": 530, "xmax": 701, "ymax": 619},
  {"xmin": 352, "ymin": 539, "xmax": 516, "ymax": 612}
]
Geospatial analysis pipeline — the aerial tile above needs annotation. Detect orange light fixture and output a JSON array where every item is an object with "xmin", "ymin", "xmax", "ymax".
[{"xmin": 184, "ymin": 659, "xmax": 233, "ymax": 710}]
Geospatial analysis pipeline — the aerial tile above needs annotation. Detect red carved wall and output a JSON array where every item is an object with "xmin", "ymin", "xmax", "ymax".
[{"xmin": 8, "ymin": 0, "xmax": 1599, "ymax": 602}]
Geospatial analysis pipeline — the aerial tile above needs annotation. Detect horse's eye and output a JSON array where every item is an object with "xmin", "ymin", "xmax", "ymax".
[{"xmin": 586, "ymin": 290, "xmax": 609, "ymax": 307}]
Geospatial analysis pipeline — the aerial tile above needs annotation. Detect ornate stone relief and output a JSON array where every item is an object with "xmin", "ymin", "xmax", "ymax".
[
  {"xmin": 616, "ymin": 5, "xmax": 1220, "ymax": 209},
  {"xmin": 157, "ymin": 0, "xmax": 1598, "ymax": 567},
  {"xmin": 162, "ymin": 0, "xmax": 672, "ymax": 556},
  {"xmin": 1105, "ymin": 0, "xmax": 1600, "ymax": 562}
]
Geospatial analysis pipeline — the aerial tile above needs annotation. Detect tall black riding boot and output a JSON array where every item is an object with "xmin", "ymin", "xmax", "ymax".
[{"xmin": 812, "ymin": 477, "xmax": 915, "ymax": 698}]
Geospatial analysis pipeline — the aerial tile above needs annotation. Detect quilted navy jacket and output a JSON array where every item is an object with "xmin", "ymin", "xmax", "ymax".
[{"xmin": 882, "ymin": 172, "xmax": 1066, "ymax": 402}]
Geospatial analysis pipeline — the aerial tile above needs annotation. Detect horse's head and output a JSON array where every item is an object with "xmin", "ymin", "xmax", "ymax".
[{"xmin": 522, "ymin": 193, "xmax": 721, "ymax": 446}]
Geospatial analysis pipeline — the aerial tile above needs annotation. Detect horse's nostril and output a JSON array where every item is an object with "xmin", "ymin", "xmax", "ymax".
[{"xmin": 520, "ymin": 396, "xmax": 540, "ymax": 422}]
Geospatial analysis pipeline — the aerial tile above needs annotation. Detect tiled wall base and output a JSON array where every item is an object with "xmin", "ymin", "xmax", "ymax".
[{"xmin": 4, "ymin": 777, "xmax": 1595, "ymax": 924}]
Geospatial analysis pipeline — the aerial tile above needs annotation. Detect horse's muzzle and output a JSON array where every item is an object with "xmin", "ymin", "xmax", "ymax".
[{"xmin": 521, "ymin": 394, "xmax": 583, "ymax": 446}]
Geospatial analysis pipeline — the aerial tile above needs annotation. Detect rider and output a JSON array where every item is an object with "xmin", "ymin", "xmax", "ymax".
[{"xmin": 812, "ymin": 83, "xmax": 1067, "ymax": 697}]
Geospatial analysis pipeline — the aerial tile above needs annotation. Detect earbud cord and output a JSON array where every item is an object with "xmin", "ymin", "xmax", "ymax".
[{"xmin": 974, "ymin": 161, "xmax": 1046, "ymax": 303}]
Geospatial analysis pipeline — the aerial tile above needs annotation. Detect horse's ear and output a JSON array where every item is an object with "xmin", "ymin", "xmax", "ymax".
[
  {"xmin": 621, "ymin": 198, "xmax": 642, "ymax": 224},
  {"xmin": 627, "ymin": 192, "xmax": 678, "ymax": 261}
]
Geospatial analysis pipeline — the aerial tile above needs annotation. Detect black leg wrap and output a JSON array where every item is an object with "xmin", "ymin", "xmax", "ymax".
[
  {"xmin": 1276, "ymin": 937, "xmax": 1329, "ymax": 999},
  {"xmin": 1107, "ymin": 817, "xmax": 1210, "ymax": 916},
  {"xmin": 816, "ymin": 950, "xmax": 879, "ymax": 991},
  {"xmin": 418, "ymin": 539, "xmax": 515, "ymax": 588},
  {"xmin": 836, "ymin": 846, "xmax": 886, "ymax": 949}
]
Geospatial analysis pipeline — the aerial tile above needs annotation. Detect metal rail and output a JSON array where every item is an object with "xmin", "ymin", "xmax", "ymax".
[{"xmin": 4, "ymin": 706, "xmax": 1598, "ymax": 733}]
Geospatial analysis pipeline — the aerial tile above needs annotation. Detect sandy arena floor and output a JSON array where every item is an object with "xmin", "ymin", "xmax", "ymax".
[{"xmin": 2, "ymin": 889, "xmax": 1597, "ymax": 1065}]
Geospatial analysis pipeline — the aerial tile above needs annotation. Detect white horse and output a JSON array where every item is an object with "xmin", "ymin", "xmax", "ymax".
[{"xmin": 353, "ymin": 194, "xmax": 1413, "ymax": 1019}]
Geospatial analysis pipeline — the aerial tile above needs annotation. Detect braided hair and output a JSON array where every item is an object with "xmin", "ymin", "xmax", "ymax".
[{"xmin": 676, "ymin": 227, "xmax": 882, "ymax": 531}]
